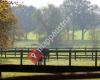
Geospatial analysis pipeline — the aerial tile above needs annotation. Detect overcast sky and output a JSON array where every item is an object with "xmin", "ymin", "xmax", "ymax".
[{"xmin": 8, "ymin": 0, "xmax": 100, "ymax": 8}]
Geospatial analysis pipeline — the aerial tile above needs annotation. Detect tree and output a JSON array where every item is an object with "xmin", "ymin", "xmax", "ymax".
[
  {"xmin": 12, "ymin": 5, "xmax": 37, "ymax": 40},
  {"xmin": 0, "ymin": 0, "xmax": 17, "ymax": 49},
  {"xmin": 61, "ymin": 0, "xmax": 100, "ymax": 40},
  {"xmin": 33, "ymin": 5, "xmax": 63, "ymax": 48}
]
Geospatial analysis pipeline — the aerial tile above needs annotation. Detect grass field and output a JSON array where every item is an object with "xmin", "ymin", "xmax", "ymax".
[
  {"xmin": 2, "ymin": 72, "xmax": 100, "ymax": 80},
  {"xmin": 0, "ymin": 58, "xmax": 99, "ymax": 66},
  {"xmin": 0, "ymin": 51, "xmax": 100, "ymax": 66},
  {"xmin": 1, "ymin": 49, "xmax": 99, "ymax": 80},
  {"xmin": 1, "ymin": 51, "xmax": 100, "ymax": 79}
]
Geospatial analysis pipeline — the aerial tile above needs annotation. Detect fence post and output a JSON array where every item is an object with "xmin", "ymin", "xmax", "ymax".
[
  {"xmin": 47, "ymin": 50, "xmax": 50, "ymax": 61},
  {"xmin": 44, "ymin": 56, "xmax": 46, "ymax": 66},
  {"xmin": 95, "ymin": 50, "xmax": 97, "ymax": 67},
  {"xmin": 15, "ymin": 48, "xmax": 16, "ymax": 56},
  {"xmin": 5, "ymin": 50, "xmax": 6, "ymax": 58},
  {"xmin": 28, "ymin": 48, "xmax": 30, "ymax": 53},
  {"xmin": 92, "ymin": 49, "xmax": 94, "ymax": 60},
  {"xmin": 74, "ymin": 51, "xmax": 76, "ymax": 60},
  {"xmin": 20, "ymin": 50, "xmax": 23, "ymax": 65},
  {"xmin": 85, "ymin": 48, "xmax": 87, "ymax": 55},
  {"xmin": 0, "ymin": 48, "xmax": 2, "ymax": 56},
  {"xmin": 56, "ymin": 48, "xmax": 58, "ymax": 60},
  {"xmin": 69, "ymin": 49, "xmax": 71, "ymax": 66},
  {"xmin": 0, "ymin": 72, "xmax": 1, "ymax": 79}
]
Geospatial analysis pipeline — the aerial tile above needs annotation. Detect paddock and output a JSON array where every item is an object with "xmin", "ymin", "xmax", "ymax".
[{"xmin": 1, "ymin": 48, "xmax": 100, "ymax": 79}]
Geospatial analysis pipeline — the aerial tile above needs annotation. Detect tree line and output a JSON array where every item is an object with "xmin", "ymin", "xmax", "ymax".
[
  {"xmin": 12, "ymin": 0, "xmax": 100, "ymax": 48},
  {"xmin": 1, "ymin": 0, "xmax": 100, "ymax": 48}
]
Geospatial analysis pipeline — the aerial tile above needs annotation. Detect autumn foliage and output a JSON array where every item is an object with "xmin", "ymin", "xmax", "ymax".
[{"xmin": 0, "ymin": 0, "xmax": 17, "ymax": 49}]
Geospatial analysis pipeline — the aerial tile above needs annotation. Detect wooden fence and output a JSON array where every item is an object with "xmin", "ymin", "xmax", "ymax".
[
  {"xmin": 0, "ymin": 48, "xmax": 100, "ymax": 66},
  {"xmin": 0, "ymin": 48, "xmax": 100, "ymax": 79}
]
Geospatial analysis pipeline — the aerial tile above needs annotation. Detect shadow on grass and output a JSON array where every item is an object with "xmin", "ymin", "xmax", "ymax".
[{"xmin": 1, "ymin": 72, "xmax": 100, "ymax": 80}]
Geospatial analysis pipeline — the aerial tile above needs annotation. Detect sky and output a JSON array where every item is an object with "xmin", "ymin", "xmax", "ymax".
[
  {"xmin": 8, "ymin": 0, "xmax": 64, "ymax": 8},
  {"xmin": 8, "ymin": 0, "xmax": 100, "ymax": 8}
]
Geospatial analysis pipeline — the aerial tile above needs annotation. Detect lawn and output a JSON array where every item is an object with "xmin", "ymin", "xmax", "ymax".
[
  {"xmin": 1, "ymin": 31, "xmax": 100, "ymax": 79},
  {"xmin": 1, "ymin": 52, "xmax": 100, "ymax": 79}
]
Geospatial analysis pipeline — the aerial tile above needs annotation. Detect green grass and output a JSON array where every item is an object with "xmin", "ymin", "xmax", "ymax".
[
  {"xmin": 0, "ymin": 52, "xmax": 100, "ymax": 66},
  {"xmin": 27, "ymin": 32, "xmax": 38, "ymax": 40},
  {"xmin": 1, "ymin": 56, "xmax": 100, "ymax": 79},
  {"xmin": 0, "ymin": 58, "xmax": 99, "ymax": 66},
  {"xmin": 2, "ymin": 72, "xmax": 53, "ymax": 79}
]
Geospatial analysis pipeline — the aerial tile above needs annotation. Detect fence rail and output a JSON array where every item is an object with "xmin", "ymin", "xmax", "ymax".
[
  {"xmin": 1, "ymin": 48, "xmax": 100, "ymax": 79},
  {"xmin": 0, "ymin": 48, "xmax": 100, "ymax": 66}
]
